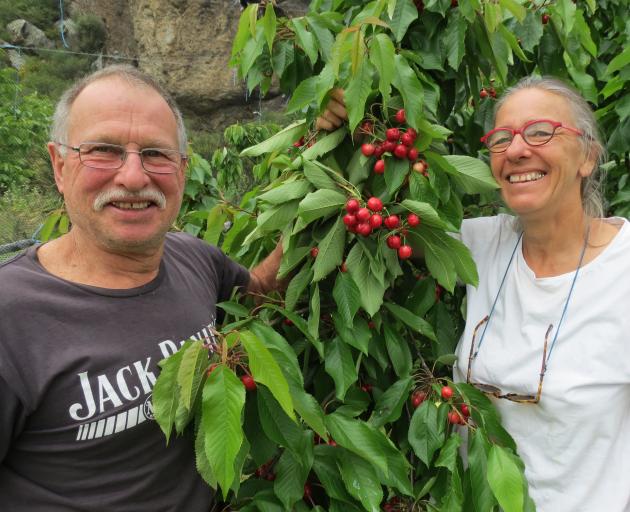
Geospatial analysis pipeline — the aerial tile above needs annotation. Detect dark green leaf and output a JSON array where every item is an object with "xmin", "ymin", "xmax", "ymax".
[{"xmin": 325, "ymin": 337, "xmax": 359, "ymax": 400}]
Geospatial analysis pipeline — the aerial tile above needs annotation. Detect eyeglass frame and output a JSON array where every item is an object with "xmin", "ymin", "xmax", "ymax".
[
  {"xmin": 55, "ymin": 141, "xmax": 188, "ymax": 175},
  {"xmin": 480, "ymin": 118, "xmax": 583, "ymax": 153},
  {"xmin": 466, "ymin": 315, "xmax": 552, "ymax": 404}
]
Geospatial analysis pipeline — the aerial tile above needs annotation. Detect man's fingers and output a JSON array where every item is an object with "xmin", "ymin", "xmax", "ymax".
[
  {"xmin": 316, "ymin": 109, "xmax": 344, "ymax": 131},
  {"xmin": 327, "ymin": 98, "xmax": 347, "ymax": 120},
  {"xmin": 330, "ymin": 88, "xmax": 345, "ymax": 104}
]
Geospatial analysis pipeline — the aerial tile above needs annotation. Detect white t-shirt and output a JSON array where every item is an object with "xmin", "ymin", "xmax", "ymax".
[{"xmin": 453, "ymin": 214, "xmax": 630, "ymax": 512}]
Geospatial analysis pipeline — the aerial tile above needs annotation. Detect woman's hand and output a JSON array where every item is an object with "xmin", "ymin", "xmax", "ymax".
[{"xmin": 315, "ymin": 88, "xmax": 348, "ymax": 131}]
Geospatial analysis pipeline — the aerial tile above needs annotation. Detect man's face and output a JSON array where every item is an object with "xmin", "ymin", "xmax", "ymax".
[{"xmin": 48, "ymin": 77, "xmax": 186, "ymax": 254}]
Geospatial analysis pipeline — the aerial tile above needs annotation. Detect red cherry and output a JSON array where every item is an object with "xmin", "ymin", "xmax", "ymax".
[
  {"xmin": 542, "ymin": 13, "xmax": 550, "ymax": 24},
  {"xmin": 361, "ymin": 143, "xmax": 376, "ymax": 157},
  {"xmin": 206, "ymin": 363, "xmax": 218, "ymax": 377},
  {"xmin": 480, "ymin": 88, "xmax": 489, "ymax": 99},
  {"xmin": 283, "ymin": 318, "xmax": 294, "ymax": 326},
  {"xmin": 340, "ymin": 261, "xmax": 348, "ymax": 272},
  {"xmin": 401, "ymin": 132, "xmax": 414, "ymax": 147},
  {"xmin": 411, "ymin": 391, "xmax": 426, "ymax": 408},
  {"xmin": 356, "ymin": 222, "xmax": 372, "ymax": 236},
  {"xmin": 367, "ymin": 197, "xmax": 383, "ymax": 211},
  {"xmin": 398, "ymin": 245, "xmax": 412, "ymax": 259},
  {"xmin": 386, "ymin": 127, "xmax": 401, "ymax": 141},
  {"xmin": 460, "ymin": 404, "xmax": 470, "ymax": 417},
  {"xmin": 384, "ymin": 215, "xmax": 400, "ymax": 229},
  {"xmin": 293, "ymin": 137, "xmax": 304, "ymax": 147},
  {"xmin": 374, "ymin": 144, "xmax": 384, "ymax": 158},
  {"xmin": 435, "ymin": 284, "xmax": 443, "ymax": 302},
  {"xmin": 310, "ymin": 247, "xmax": 319, "ymax": 258},
  {"xmin": 241, "ymin": 374, "xmax": 257, "ymax": 391},
  {"xmin": 369, "ymin": 214, "xmax": 383, "ymax": 228},
  {"xmin": 448, "ymin": 410, "xmax": 462, "ymax": 424},
  {"xmin": 412, "ymin": 161, "xmax": 426, "ymax": 173},
  {"xmin": 451, "ymin": 0, "xmax": 458, "ymax": 7},
  {"xmin": 386, "ymin": 235, "xmax": 402, "ymax": 249},
  {"xmin": 367, "ymin": 320, "xmax": 376, "ymax": 329},
  {"xmin": 406, "ymin": 128, "xmax": 418, "ymax": 140},
  {"xmin": 441, "ymin": 385, "xmax": 454, "ymax": 400},
  {"xmin": 343, "ymin": 214, "xmax": 357, "ymax": 227},
  {"xmin": 265, "ymin": 472, "xmax": 276, "ymax": 481},
  {"xmin": 345, "ymin": 198, "xmax": 360, "ymax": 213},
  {"xmin": 407, "ymin": 148, "xmax": 419, "ymax": 161},
  {"xmin": 361, "ymin": 120, "xmax": 374, "ymax": 134},
  {"xmin": 394, "ymin": 144, "xmax": 408, "ymax": 159},
  {"xmin": 394, "ymin": 109, "xmax": 406, "ymax": 124},
  {"xmin": 382, "ymin": 140, "xmax": 397, "ymax": 153},
  {"xmin": 361, "ymin": 383, "xmax": 373, "ymax": 393},
  {"xmin": 374, "ymin": 159, "xmax": 385, "ymax": 174},
  {"xmin": 303, "ymin": 482, "xmax": 312, "ymax": 500},
  {"xmin": 356, "ymin": 207, "xmax": 371, "ymax": 222},
  {"xmin": 327, "ymin": 439, "xmax": 337, "ymax": 446},
  {"xmin": 407, "ymin": 213, "xmax": 420, "ymax": 227}
]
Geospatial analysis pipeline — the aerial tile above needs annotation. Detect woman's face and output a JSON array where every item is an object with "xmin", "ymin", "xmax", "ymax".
[{"xmin": 490, "ymin": 88, "xmax": 596, "ymax": 221}]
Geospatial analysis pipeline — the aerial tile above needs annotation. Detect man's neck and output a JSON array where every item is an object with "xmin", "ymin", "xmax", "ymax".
[{"xmin": 37, "ymin": 231, "xmax": 164, "ymax": 289}]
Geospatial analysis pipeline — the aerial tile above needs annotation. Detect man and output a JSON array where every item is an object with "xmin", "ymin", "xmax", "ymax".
[{"xmin": 0, "ymin": 65, "xmax": 282, "ymax": 511}]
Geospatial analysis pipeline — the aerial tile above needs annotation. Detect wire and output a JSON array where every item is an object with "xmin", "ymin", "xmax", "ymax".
[{"xmin": 58, "ymin": 0, "xmax": 69, "ymax": 48}]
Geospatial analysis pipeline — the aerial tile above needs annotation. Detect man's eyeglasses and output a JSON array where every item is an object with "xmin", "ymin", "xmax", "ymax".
[
  {"xmin": 480, "ymin": 119, "xmax": 583, "ymax": 153},
  {"xmin": 57, "ymin": 142, "xmax": 187, "ymax": 175},
  {"xmin": 466, "ymin": 316, "xmax": 552, "ymax": 404}
]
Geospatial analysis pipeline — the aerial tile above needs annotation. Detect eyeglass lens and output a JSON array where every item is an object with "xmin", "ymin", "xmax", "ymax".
[
  {"xmin": 78, "ymin": 143, "xmax": 181, "ymax": 174},
  {"xmin": 485, "ymin": 121, "xmax": 556, "ymax": 152}
]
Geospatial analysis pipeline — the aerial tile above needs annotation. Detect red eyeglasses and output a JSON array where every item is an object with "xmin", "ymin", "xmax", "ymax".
[{"xmin": 480, "ymin": 119, "xmax": 583, "ymax": 153}]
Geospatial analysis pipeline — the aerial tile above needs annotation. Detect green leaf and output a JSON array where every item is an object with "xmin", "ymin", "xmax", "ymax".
[
  {"xmin": 240, "ymin": 29, "xmax": 266, "ymax": 77},
  {"xmin": 257, "ymin": 386, "xmax": 305, "ymax": 454},
  {"xmin": 303, "ymin": 160, "xmax": 338, "ymax": 190},
  {"xmin": 345, "ymin": 60, "xmax": 374, "ymax": 134},
  {"xmin": 325, "ymin": 337, "xmax": 359, "ymax": 400},
  {"xmin": 306, "ymin": 14, "xmax": 335, "ymax": 61},
  {"xmin": 388, "ymin": 0, "xmax": 418, "ymax": 42},
  {"xmin": 400, "ymin": 199, "xmax": 451, "ymax": 230},
  {"xmin": 261, "ymin": 3, "xmax": 277, "ymax": 53},
  {"xmin": 258, "ymin": 179, "xmax": 313, "ymax": 205},
  {"xmin": 195, "ymin": 421, "xmax": 217, "ymax": 488},
  {"xmin": 391, "ymin": 54, "xmax": 424, "ymax": 129},
  {"xmin": 384, "ymin": 156, "xmax": 410, "ymax": 197},
  {"xmin": 177, "ymin": 340, "xmax": 208, "ymax": 412},
  {"xmin": 605, "ymin": 45, "xmax": 630, "ymax": 76},
  {"xmin": 285, "ymin": 261, "xmax": 313, "ymax": 311},
  {"xmin": 308, "ymin": 283, "xmax": 320, "ymax": 340},
  {"xmin": 153, "ymin": 345, "xmax": 188, "ymax": 443},
  {"xmin": 292, "ymin": 18, "xmax": 319, "ymax": 66},
  {"xmin": 298, "ymin": 126, "xmax": 348, "ymax": 164},
  {"xmin": 369, "ymin": 376, "xmax": 413, "ymax": 428},
  {"xmin": 230, "ymin": 4, "xmax": 258, "ymax": 62},
  {"xmin": 313, "ymin": 445, "xmax": 356, "ymax": 503},
  {"xmin": 499, "ymin": 0, "xmax": 526, "ymax": 21},
  {"xmin": 339, "ymin": 453, "xmax": 383, "ymax": 512},
  {"xmin": 274, "ymin": 447, "xmax": 311, "ymax": 510},
  {"xmin": 444, "ymin": 11, "xmax": 466, "ymax": 71},
  {"xmin": 408, "ymin": 400, "xmax": 445, "ymax": 466},
  {"xmin": 333, "ymin": 269, "xmax": 362, "ymax": 328},
  {"xmin": 346, "ymin": 242, "xmax": 387, "ymax": 316},
  {"xmin": 442, "ymin": 155, "xmax": 499, "ymax": 193},
  {"xmin": 384, "ymin": 302, "xmax": 437, "ymax": 341},
  {"xmin": 255, "ymin": 200, "xmax": 300, "ymax": 234},
  {"xmin": 333, "ymin": 314, "xmax": 371, "ymax": 355},
  {"xmin": 313, "ymin": 216, "xmax": 346, "ymax": 281},
  {"xmin": 383, "ymin": 324, "xmax": 413, "ymax": 377},
  {"xmin": 217, "ymin": 301, "xmax": 250, "ymax": 318},
  {"xmin": 240, "ymin": 330, "xmax": 295, "ymax": 420},
  {"xmin": 38, "ymin": 211, "xmax": 61, "ymax": 242},
  {"xmin": 298, "ymin": 188, "xmax": 347, "ymax": 224},
  {"xmin": 487, "ymin": 445, "xmax": 526, "ymax": 512},
  {"xmin": 262, "ymin": 304, "xmax": 324, "ymax": 357},
  {"xmin": 201, "ymin": 365, "xmax": 245, "ymax": 495},
  {"xmin": 240, "ymin": 120, "xmax": 307, "ymax": 157},
  {"xmin": 468, "ymin": 428, "xmax": 498, "ymax": 512},
  {"xmin": 203, "ymin": 204, "xmax": 226, "ymax": 245},
  {"xmin": 435, "ymin": 432, "xmax": 462, "ymax": 472},
  {"xmin": 325, "ymin": 413, "xmax": 389, "ymax": 474},
  {"xmin": 369, "ymin": 33, "xmax": 396, "ymax": 107}
]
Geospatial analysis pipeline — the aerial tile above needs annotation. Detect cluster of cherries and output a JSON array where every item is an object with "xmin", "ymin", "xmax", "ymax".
[
  {"xmin": 360, "ymin": 109, "xmax": 429, "ymax": 178},
  {"xmin": 342, "ymin": 196, "xmax": 420, "ymax": 260},
  {"xmin": 411, "ymin": 385, "xmax": 471, "ymax": 425}
]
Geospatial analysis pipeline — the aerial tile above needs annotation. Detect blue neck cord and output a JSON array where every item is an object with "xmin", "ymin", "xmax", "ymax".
[{"xmin": 474, "ymin": 226, "xmax": 590, "ymax": 364}]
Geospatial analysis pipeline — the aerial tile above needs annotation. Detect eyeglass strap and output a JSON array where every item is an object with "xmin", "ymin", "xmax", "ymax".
[
  {"xmin": 546, "ymin": 223, "xmax": 590, "ymax": 363},
  {"xmin": 474, "ymin": 232, "xmax": 523, "ymax": 358}
]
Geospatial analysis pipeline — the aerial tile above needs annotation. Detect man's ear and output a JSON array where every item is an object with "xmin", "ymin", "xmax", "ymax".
[{"xmin": 47, "ymin": 142, "xmax": 66, "ymax": 195}]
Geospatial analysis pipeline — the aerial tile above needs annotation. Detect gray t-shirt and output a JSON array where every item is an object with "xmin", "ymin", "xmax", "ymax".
[{"xmin": 0, "ymin": 232, "xmax": 250, "ymax": 511}]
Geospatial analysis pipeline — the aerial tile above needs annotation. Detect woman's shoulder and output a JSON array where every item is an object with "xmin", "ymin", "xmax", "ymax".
[{"xmin": 460, "ymin": 214, "xmax": 518, "ymax": 245}]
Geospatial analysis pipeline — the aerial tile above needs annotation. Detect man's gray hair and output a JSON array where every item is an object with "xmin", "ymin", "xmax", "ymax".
[
  {"xmin": 50, "ymin": 64, "xmax": 188, "ymax": 153},
  {"xmin": 494, "ymin": 75, "xmax": 607, "ymax": 219}
]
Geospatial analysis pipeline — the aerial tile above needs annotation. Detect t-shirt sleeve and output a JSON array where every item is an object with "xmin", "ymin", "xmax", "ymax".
[
  {"xmin": 0, "ymin": 373, "xmax": 27, "ymax": 463},
  {"xmin": 215, "ymin": 249, "xmax": 251, "ymax": 302}
]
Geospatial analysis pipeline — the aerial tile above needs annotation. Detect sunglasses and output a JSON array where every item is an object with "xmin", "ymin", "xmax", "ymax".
[{"xmin": 466, "ymin": 316, "xmax": 552, "ymax": 404}]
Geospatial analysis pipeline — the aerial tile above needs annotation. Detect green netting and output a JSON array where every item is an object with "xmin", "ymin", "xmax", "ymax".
[{"xmin": 0, "ymin": 240, "xmax": 36, "ymax": 263}]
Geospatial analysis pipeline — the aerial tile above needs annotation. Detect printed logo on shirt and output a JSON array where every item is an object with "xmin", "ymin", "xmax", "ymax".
[{"xmin": 70, "ymin": 321, "xmax": 217, "ymax": 442}]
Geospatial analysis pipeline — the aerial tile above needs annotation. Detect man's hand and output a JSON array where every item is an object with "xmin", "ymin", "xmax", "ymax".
[
  {"xmin": 247, "ymin": 240, "xmax": 285, "ymax": 295},
  {"xmin": 315, "ymin": 88, "xmax": 347, "ymax": 131}
]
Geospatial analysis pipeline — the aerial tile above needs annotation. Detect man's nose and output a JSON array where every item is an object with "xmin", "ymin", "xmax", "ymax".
[{"xmin": 113, "ymin": 151, "xmax": 151, "ymax": 189}]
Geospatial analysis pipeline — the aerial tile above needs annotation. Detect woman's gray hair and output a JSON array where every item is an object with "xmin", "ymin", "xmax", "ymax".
[
  {"xmin": 494, "ymin": 76, "xmax": 607, "ymax": 219},
  {"xmin": 50, "ymin": 64, "xmax": 188, "ymax": 153}
]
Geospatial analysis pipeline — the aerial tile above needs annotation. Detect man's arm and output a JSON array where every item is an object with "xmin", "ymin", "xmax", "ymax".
[{"xmin": 247, "ymin": 241, "xmax": 284, "ymax": 295}]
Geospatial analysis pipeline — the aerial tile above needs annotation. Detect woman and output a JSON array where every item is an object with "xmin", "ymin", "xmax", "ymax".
[
  {"xmin": 320, "ymin": 76, "xmax": 630, "ymax": 510},
  {"xmin": 453, "ymin": 76, "xmax": 630, "ymax": 511}
]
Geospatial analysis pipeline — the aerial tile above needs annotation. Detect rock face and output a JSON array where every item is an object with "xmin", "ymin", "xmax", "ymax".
[
  {"xmin": 70, "ymin": 0, "xmax": 309, "ymax": 129},
  {"xmin": 6, "ymin": 20, "xmax": 54, "ymax": 49}
]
